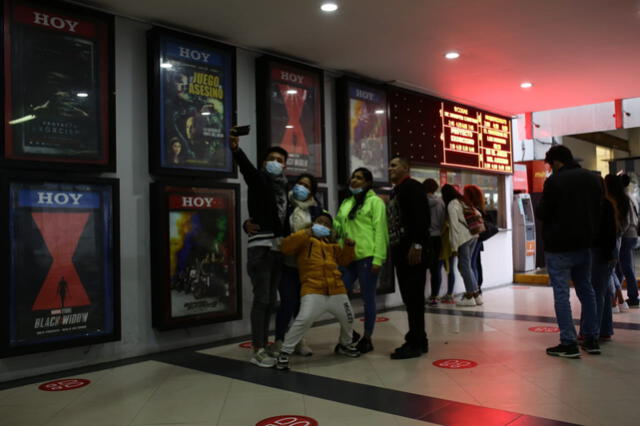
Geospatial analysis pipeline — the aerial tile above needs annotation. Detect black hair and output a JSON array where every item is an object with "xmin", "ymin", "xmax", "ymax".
[
  {"xmin": 392, "ymin": 156, "xmax": 411, "ymax": 169},
  {"xmin": 423, "ymin": 178, "xmax": 438, "ymax": 194},
  {"xmin": 264, "ymin": 146, "xmax": 289, "ymax": 162},
  {"xmin": 441, "ymin": 183, "xmax": 463, "ymax": 206},
  {"xmin": 605, "ymin": 174, "xmax": 630, "ymax": 222},
  {"xmin": 544, "ymin": 145, "xmax": 574, "ymax": 165},
  {"xmin": 621, "ymin": 174, "xmax": 631, "ymax": 188},
  {"xmin": 295, "ymin": 173, "xmax": 318, "ymax": 196},
  {"xmin": 348, "ymin": 167, "xmax": 373, "ymax": 220},
  {"xmin": 316, "ymin": 210, "xmax": 333, "ymax": 223}
]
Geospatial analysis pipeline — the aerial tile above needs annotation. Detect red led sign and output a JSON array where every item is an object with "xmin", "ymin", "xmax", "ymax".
[{"xmin": 440, "ymin": 101, "xmax": 512, "ymax": 173}]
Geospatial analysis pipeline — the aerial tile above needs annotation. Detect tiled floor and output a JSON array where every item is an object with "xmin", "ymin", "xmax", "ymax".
[{"xmin": 1, "ymin": 285, "xmax": 639, "ymax": 426}]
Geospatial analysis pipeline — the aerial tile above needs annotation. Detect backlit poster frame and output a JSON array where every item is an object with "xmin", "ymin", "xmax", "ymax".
[
  {"xmin": 150, "ymin": 181, "xmax": 242, "ymax": 330},
  {"xmin": 147, "ymin": 28, "xmax": 237, "ymax": 178},
  {"xmin": 336, "ymin": 78, "xmax": 390, "ymax": 185},
  {"xmin": 1, "ymin": 0, "xmax": 115, "ymax": 172},
  {"xmin": 256, "ymin": 56, "xmax": 325, "ymax": 182},
  {"xmin": 1, "ymin": 173, "xmax": 120, "ymax": 357}
]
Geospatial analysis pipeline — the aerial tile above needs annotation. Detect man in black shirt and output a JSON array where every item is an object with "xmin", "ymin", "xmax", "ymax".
[{"xmin": 387, "ymin": 157, "xmax": 430, "ymax": 359}]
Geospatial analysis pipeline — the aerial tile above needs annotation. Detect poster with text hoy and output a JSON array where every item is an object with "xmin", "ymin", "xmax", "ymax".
[
  {"xmin": 2, "ymin": 176, "xmax": 120, "ymax": 357},
  {"xmin": 256, "ymin": 56, "xmax": 325, "ymax": 181},
  {"xmin": 150, "ymin": 182, "xmax": 241, "ymax": 330}
]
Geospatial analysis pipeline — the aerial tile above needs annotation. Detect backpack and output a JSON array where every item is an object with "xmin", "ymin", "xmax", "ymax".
[{"xmin": 462, "ymin": 203, "xmax": 486, "ymax": 235}]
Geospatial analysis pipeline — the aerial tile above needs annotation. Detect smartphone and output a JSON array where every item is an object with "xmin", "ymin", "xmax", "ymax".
[{"xmin": 230, "ymin": 125, "xmax": 250, "ymax": 136}]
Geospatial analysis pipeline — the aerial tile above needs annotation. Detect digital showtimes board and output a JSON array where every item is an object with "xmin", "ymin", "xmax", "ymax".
[{"xmin": 440, "ymin": 101, "xmax": 512, "ymax": 173}]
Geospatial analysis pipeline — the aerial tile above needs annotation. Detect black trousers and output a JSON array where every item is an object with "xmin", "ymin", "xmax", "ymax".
[{"xmin": 391, "ymin": 245, "xmax": 428, "ymax": 348}]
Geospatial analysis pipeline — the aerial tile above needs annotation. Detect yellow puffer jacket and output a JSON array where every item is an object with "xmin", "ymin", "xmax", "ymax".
[{"xmin": 281, "ymin": 230, "xmax": 355, "ymax": 296}]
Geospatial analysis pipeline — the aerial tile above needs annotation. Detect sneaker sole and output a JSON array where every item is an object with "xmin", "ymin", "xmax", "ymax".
[
  {"xmin": 582, "ymin": 348, "xmax": 601, "ymax": 355},
  {"xmin": 546, "ymin": 352, "xmax": 581, "ymax": 359},
  {"xmin": 250, "ymin": 358, "xmax": 276, "ymax": 368},
  {"xmin": 276, "ymin": 364, "xmax": 289, "ymax": 370}
]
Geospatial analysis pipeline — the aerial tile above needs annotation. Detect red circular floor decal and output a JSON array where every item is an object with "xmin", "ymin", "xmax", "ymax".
[
  {"xmin": 528, "ymin": 326, "xmax": 560, "ymax": 333},
  {"xmin": 433, "ymin": 359, "xmax": 478, "ymax": 369},
  {"xmin": 39, "ymin": 379, "xmax": 90, "ymax": 392},
  {"xmin": 239, "ymin": 341, "xmax": 273, "ymax": 349},
  {"xmin": 359, "ymin": 316, "xmax": 389, "ymax": 322},
  {"xmin": 256, "ymin": 415, "xmax": 318, "ymax": 426}
]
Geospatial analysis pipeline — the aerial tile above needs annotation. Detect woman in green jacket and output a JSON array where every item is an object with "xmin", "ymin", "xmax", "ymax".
[{"xmin": 334, "ymin": 168, "xmax": 389, "ymax": 353}]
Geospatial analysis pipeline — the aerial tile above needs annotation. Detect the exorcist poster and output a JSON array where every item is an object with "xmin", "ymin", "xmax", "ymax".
[
  {"xmin": 264, "ymin": 60, "xmax": 324, "ymax": 179},
  {"xmin": 348, "ymin": 81, "xmax": 389, "ymax": 184},
  {"xmin": 152, "ymin": 183, "xmax": 240, "ymax": 329},
  {"xmin": 153, "ymin": 30, "xmax": 235, "ymax": 176},
  {"xmin": 5, "ymin": 178, "xmax": 118, "ymax": 354},
  {"xmin": 2, "ymin": 0, "xmax": 113, "ymax": 168}
]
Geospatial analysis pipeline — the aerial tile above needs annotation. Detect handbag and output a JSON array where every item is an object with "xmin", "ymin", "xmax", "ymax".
[{"xmin": 479, "ymin": 213, "xmax": 499, "ymax": 242}]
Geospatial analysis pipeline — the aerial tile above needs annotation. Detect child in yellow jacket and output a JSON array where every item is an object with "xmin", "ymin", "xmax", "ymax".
[{"xmin": 276, "ymin": 212, "xmax": 360, "ymax": 370}]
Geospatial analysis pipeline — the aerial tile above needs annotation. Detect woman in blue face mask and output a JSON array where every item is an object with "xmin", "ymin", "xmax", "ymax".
[{"xmin": 334, "ymin": 168, "xmax": 389, "ymax": 354}]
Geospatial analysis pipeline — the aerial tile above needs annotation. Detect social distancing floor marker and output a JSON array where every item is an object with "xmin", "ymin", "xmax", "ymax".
[
  {"xmin": 528, "ymin": 326, "xmax": 560, "ymax": 333},
  {"xmin": 256, "ymin": 415, "xmax": 319, "ymax": 426},
  {"xmin": 433, "ymin": 359, "xmax": 478, "ymax": 369},
  {"xmin": 39, "ymin": 379, "xmax": 90, "ymax": 391}
]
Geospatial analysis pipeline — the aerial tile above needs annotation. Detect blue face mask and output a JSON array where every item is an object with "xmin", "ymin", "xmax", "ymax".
[
  {"xmin": 311, "ymin": 224, "xmax": 331, "ymax": 238},
  {"xmin": 292, "ymin": 184, "xmax": 311, "ymax": 201},
  {"xmin": 265, "ymin": 160, "xmax": 284, "ymax": 176},
  {"xmin": 349, "ymin": 186, "xmax": 364, "ymax": 195}
]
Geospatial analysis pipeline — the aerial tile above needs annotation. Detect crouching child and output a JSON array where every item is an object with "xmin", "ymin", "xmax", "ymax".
[{"xmin": 276, "ymin": 212, "xmax": 360, "ymax": 370}]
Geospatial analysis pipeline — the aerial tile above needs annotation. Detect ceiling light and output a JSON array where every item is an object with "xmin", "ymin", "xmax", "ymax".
[
  {"xmin": 201, "ymin": 111, "xmax": 211, "ymax": 116},
  {"xmin": 286, "ymin": 89, "xmax": 298, "ymax": 94},
  {"xmin": 76, "ymin": 92, "xmax": 88, "ymax": 98},
  {"xmin": 320, "ymin": 2, "xmax": 339, "ymax": 12},
  {"xmin": 375, "ymin": 109, "xmax": 385, "ymax": 114},
  {"xmin": 160, "ymin": 62, "xmax": 173, "ymax": 69},
  {"xmin": 444, "ymin": 51, "xmax": 460, "ymax": 60},
  {"xmin": 520, "ymin": 82, "xmax": 533, "ymax": 89},
  {"xmin": 286, "ymin": 125, "xmax": 294, "ymax": 129}
]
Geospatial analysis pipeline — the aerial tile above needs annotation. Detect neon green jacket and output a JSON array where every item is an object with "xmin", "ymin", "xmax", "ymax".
[{"xmin": 334, "ymin": 190, "xmax": 389, "ymax": 266}]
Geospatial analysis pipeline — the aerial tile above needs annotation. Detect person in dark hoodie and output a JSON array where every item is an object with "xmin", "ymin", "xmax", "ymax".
[
  {"xmin": 536, "ymin": 145, "xmax": 603, "ymax": 359},
  {"xmin": 231, "ymin": 131, "xmax": 288, "ymax": 368}
]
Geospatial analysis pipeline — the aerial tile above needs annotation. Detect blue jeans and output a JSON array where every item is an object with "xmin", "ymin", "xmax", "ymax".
[
  {"xmin": 471, "ymin": 240, "xmax": 484, "ymax": 291},
  {"xmin": 580, "ymin": 249, "xmax": 613, "ymax": 338},
  {"xmin": 275, "ymin": 266, "xmax": 301, "ymax": 341},
  {"xmin": 340, "ymin": 257, "xmax": 379, "ymax": 336},
  {"xmin": 446, "ymin": 256, "xmax": 456, "ymax": 295},
  {"xmin": 619, "ymin": 237, "xmax": 638, "ymax": 302},
  {"xmin": 457, "ymin": 239, "xmax": 478, "ymax": 294},
  {"xmin": 546, "ymin": 250, "xmax": 597, "ymax": 344}
]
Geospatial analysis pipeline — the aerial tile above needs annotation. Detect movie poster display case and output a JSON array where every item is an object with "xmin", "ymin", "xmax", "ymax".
[
  {"xmin": 150, "ymin": 181, "xmax": 241, "ymax": 330},
  {"xmin": 336, "ymin": 78, "xmax": 390, "ymax": 186},
  {"xmin": 256, "ymin": 56, "xmax": 325, "ymax": 182},
  {"xmin": 1, "ymin": 0, "xmax": 116, "ymax": 172},
  {"xmin": 147, "ymin": 28, "xmax": 237, "ymax": 178},
  {"xmin": 1, "ymin": 173, "xmax": 120, "ymax": 357}
]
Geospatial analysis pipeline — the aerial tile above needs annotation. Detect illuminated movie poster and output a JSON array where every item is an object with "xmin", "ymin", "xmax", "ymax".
[
  {"xmin": 151, "ymin": 183, "xmax": 241, "ymax": 330},
  {"xmin": 2, "ymin": 0, "xmax": 114, "ymax": 170},
  {"xmin": 2, "ymin": 176, "xmax": 120, "ymax": 357},
  {"xmin": 257, "ymin": 57, "xmax": 325, "ymax": 180},
  {"xmin": 148, "ymin": 29, "xmax": 236, "ymax": 178},
  {"xmin": 347, "ymin": 81, "xmax": 389, "ymax": 183}
]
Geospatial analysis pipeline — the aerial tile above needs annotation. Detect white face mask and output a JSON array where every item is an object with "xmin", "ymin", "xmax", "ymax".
[{"xmin": 265, "ymin": 160, "xmax": 284, "ymax": 176}]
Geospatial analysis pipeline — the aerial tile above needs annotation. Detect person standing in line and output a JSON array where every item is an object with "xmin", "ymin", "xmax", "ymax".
[
  {"xmin": 441, "ymin": 184, "xmax": 481, "ymax": 306},
  {"xmin": 536, "ymin": 145, "xmax": 602, "ymax": 358},
  {"xmin": 617, "ymin": 174, "xmax": 639, "ymax": 308},
  {"xmin": 231, "ymin": 132, "xmax": 288, "ymax": 368},
  {"xmin": 463, "ymin": 185, "xmax": 486, "ymax": 293},
  {"xmin": 387, "ymin": 157, "xmax": 430, "ymax": 359},
  {"xmin": 423, "ymin": 178, "xmax": 446, "ymax": 305},
  {"xmin": 334, "ymin": 168, "xmax": 388, "ymax": 353}
]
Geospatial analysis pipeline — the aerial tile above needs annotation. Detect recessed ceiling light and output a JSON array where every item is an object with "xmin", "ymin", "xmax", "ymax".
[
  {"xmin": 375, "ymin": 109, "xmax": 385, "ymax": 114},
  {"xmin": 76, "ymin": 92, "xmax": 88, "ymax": 98},
  {"xmin": 201, "ymin": 111, "xmax": 211, "ymax": 116},
  {"xmin": 160, "ymin": 62, "xmax": 173, "ymax": 69},
  {"xmin": 286, "ymin": 89, "xmax": 298, "ymax": 95},
  {"xmin": 444, "ymin": 51, "xmax": 460, "ymax": 60},
  {"xmin": 286, "ymin": 125, "xmax": 294, "ymax": 129},
  {"xmin": 520, "ymin": 82, "xmax": 533, "ymax": 89},
  {"xmin": 320, "ymin": 2, "xmax": 339, "ymax": 12}
]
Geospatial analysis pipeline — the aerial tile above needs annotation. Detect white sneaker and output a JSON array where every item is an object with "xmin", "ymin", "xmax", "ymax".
[
  {"xmin": 612, "ymin": 305, "xmax": 621, "ymax": 314},
  {"xmin": 620, "ymin": 302, "xmax": 629, "ymax": 312},
  {"xmin": 250, "ymin": 348, "xmax": 276, "ymax": 368},
  {"xmin": 474, "ymin": 294, "xmax": 484, "ymax": 306},
  {"xmin": 294, "ymin": 339, "xmax": 313, "ymax": 356},
  {"xmin": 456, "ymin": 296, "xmax": 476, "ymax": 307}
]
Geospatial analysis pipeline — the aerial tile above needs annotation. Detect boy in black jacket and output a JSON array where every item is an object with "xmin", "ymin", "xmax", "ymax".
[{"xmin": 231, "ymin": 133, "xmax": 288, "ymax": 368}]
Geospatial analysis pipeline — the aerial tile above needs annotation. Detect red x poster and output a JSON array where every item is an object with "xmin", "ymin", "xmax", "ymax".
[
  {"xmin": 257, "ymin": 57, "xmax": 325, "ymax": 180},
  {"xmin": 3, "ymin": 176, "xmax": 120, "ymax": 356}
]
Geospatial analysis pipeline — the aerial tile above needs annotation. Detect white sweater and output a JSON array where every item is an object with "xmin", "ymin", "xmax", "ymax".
[{"xmin": 447, "ymin": 199, "xmax": 477, "ymax": 251}]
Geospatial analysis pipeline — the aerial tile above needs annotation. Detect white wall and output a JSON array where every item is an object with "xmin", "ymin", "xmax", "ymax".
[{"xmin": 0, "ymin": 16, "xmax": 511, "ymax": 382}]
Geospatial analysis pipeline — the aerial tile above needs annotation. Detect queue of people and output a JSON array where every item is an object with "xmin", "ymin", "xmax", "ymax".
[{"xmin": 230, "ymin": 130, "xmax": 497, "ymax": 369}]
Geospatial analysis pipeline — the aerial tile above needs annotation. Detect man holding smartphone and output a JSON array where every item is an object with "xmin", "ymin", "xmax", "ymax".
[{"xmin": 230, "ymin": 126, "xmax": 289, "ymax": 368}]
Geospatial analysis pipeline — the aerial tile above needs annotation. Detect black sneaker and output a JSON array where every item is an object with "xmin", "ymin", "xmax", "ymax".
[
  {"xmin": 356, "ymin": 336, "xmax": 374, "ymax": 354},
  {"xmin": 626, "ymin": 299, "xmax": 640, "ymax": 308},
  {"xmin": 546, "ymin": 343, "xmax": 580, "ymax": 358},
  {"xmin": 352, "ymin": 330, "xmax": 361, "ymax": 344},
  {"xmin": 276, "ymin": 352, "xmax": 290, "ymax": 370},
  {"xmin": 421, "ymin": 340, "xmax": 429, "ymax": 354},
  {"xmin": 390, "ymin": 343, "xmax": 421, "ymax": 359},
  {"xmin": 334, "ymin": 343, "xmax": 361, "ymax": 357},
  {"xmin": 581, "ymin": 339, "xmax": 601, "ymax": 355}
]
